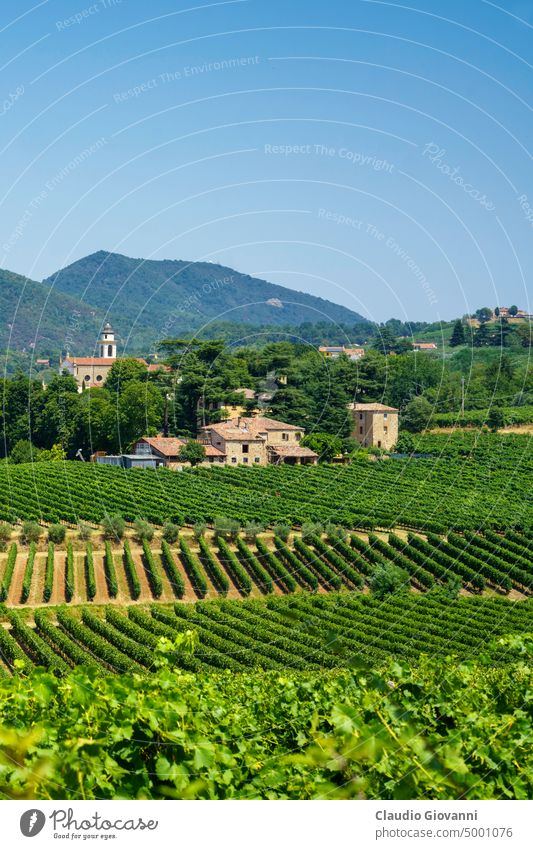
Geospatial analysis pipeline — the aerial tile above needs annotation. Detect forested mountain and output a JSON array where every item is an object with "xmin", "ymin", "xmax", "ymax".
[
  {"xmin": 43, "ymin": 251, "xmax": 370, "ymax": 349},
  {"xmin": 0, "ymin": 252, "xmax": 370, "ymax": 358},
  {"xmin": 0, "ymin": 268, "xmax": 101, "ymax": 354}
]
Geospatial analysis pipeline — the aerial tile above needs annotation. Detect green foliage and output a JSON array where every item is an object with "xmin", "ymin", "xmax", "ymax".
[
  {"xmin": 487, "ymin": 406, "xmax": 506, "ymax": 431},
  {"xmin": 162, "ymin": 521, "xmax": 180, "ymax": 543},
  {"xmin": 85, "ymin": 543, "xmax": 96, "ymax": 601},
  {"xmin": 272, "ymin": 523, "xmax": 291, "ymax": 541},
  {"xmin": 21, "ymin": 543, "xmax": 36, "ymax": 603},
  {"xmin": 0, "ymin": 523, "xmax": 12, "ymax": 543},
  {"xmin": 65, "ymin": 543, "xmax": 74, "ymax": 602},
  {"xmin": 21, "ymin": 521, "xmax": 41, "ymax": 545},
  {"xmin": 179, "ymin": 536, "xmax": 208, "ymax": 598},
  {"xmin": 48, "ymin": 524, "xmax": 66, "ymax": 544},
  {"xmin": 43, "ymin": 542, "xmax": 55, "ymax": 602},
  {"xmin": 301, "ymin": 432, "xmax": 342, "ymax": 461},
  {"xmin": 122, "ymin": 540, "xmax": 141, "ymax": 600},
  {"xmin": 0, "ymin": 543, "xmax": 17, "ymax": 601},
  {"xmin": 141, "ymin": 539, "xmax": 164, "ymax": 598},
  {"xmin": 104, "ymin": 541, "xmax": 118, "ymax": 597},
  {"xmin": 134, "ymin": 518, "xmax": 154, "ymax": 542},
  {"xmin": 0, "ymin": 644, "xmax": 532, "ymax": 798},
  {"xmin": 213, "ymin": 516, "xmax": 240, "ymax": 541},
  {"xmin": 449, "ymin": 319, "xmax": 466, "ymax": 347},
  {"xmin": 77, "ymin": 522, "xmax": 93, "ymax": 542},
  {"xmin": 401, "ymin": 396, "xmax": 434, "ymax": 433},
  {"xmin": 160, "ymin": 539, "xmax": 185, "ymax": 598},
  {"xmin": 101, "ymin": 513, "xmax": 125, "ymax": 541},
  {"xmin": 178, "ymin": 441, "xmax": 206, "ymax": 466},
  {"xmin": 369, "ymin": 563, "xmax": 410, "ymax": 599},
  {"xmin": 242, "ymin": 521, "xmax": 265, "ymax": 541}
]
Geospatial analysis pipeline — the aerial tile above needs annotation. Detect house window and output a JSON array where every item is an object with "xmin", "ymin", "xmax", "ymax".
[
  {"xmin": 242, "ymin": 444, "xmax": 249, "ymax": 453},
  {"xmin": 254, "ymin": 456, "xmax": 261, "ymax": 463},
  {"xmin": 295, "ymin": 432, "xmax": 301, "ymax": 441},
  {"xmin": 282, "ymin": 433, "xmax": 289, "ymax": 441},
  {"xmin": 107, "ymin": 345, "xmax": 113, "ymax": 356},
  {"xmin": 359, "ymin": 426, "xmax": 363, "ymax": 435},
  {"xmin": 243, "ymin": 457, "xmax": 248, "ymax": 463},
  {"xmin": 383, "ymin": 412, "xmax": 388, "ymax": 419},
  {"xmin": 359, "ymin": 413, "xmax": 363, "ymax": 420},
  {"xmin": 231, "ymin": 457, "xmax": 237, "ymax": 464},
  {"xmin": 96, "ymin": 375, "xmax": 103, "ymax": 382},
  {"xmin": 378, "ymin": 440, "xmax": 382, "ymax": 448},
  {"xmin": 84, "ymin": 374, "xmax": 91, "ymax": 382},
  {"xmin": 384, "ymin": 426, "xmax": 388, "ymax": 434}
]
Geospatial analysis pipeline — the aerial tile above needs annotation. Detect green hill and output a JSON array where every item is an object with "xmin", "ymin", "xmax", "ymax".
[
  {"xmin": 0, "ymin": 268, "xmax": 101, "ymax": 355},
  {"xmin": 43, "ymin": 251, "xmax": 369, "ymax": 349}
]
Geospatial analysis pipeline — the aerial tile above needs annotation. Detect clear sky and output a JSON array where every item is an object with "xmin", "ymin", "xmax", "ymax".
[{"xmin": 1, "ymin": 0, "xmax": 532, "ymax": 322}]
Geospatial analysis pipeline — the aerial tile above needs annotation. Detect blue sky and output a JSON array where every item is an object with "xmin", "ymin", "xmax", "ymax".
[{"xmin": 1, "ymin": 0, "xmax": 532, "ymax": 322}]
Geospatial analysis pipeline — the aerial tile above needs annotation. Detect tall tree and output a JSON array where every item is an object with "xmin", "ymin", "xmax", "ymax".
[{"xmin": 449, "ymin": 320, "xmax": 465, "ymax": 347}]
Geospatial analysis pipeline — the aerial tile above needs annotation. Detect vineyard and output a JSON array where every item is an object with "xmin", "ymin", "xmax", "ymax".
[
  {"xmin": 0, "ymin": 593, "xmax": 531, "ymax": 676},
  {"xmin": 0, "ymin": 432, "xmax": 530, "ymax": 532},
  {"xmin": 0, "ymin": 527, "xmax": 532, "ymax": 607}
]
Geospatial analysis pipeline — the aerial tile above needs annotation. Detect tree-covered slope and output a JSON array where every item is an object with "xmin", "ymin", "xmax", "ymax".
[
  {"xmin": 44, "ymin": 251, "xmax": 369, "ymax": 344},
  {"xmin": 0, "ymin": 268, "xmax": 101, "ymax": 354}
]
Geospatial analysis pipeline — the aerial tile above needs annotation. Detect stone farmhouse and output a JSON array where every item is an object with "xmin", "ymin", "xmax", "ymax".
[
  {"xmin": 134, "ymin": 436, "xmax": 225, "ymax": 469},
  {"xmin": 348, "ymin": 403, "xmax": 399, "ymax": 451},
  {"xmin": 199, "ymin": 416, "xmax": 318, "ymax": 466}
]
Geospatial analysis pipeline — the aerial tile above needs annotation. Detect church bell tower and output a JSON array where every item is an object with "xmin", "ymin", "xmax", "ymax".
[{"xmin": 99, "ymin": 322, "xmax": 117, "ymax": 359}]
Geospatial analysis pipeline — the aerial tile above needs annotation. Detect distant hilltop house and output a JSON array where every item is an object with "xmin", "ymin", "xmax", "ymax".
[
  {"xmin": 494, "ymin": 307, "xmax": 532, "ymax": 319},
  {"xmin": 349, "ymin": 403, "xmax": 399, "ymax": 451},
  {"xmin": 319, "ymin": 345, "xmax": 365, "ymax": 360},
  {"xmin": 60, "ymin": 321, "xmax": 169, "ymax": 391},
  {"xmin": 412, "ymin": 342, "xmax": 437, "ymax": 350},
  {"xmin": 200, "ymin": 416, "xmax": 318, "ymax": 466}
]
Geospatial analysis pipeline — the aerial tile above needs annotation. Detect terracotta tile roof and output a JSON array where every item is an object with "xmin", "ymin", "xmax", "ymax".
[
  {"xmin": 138, "ymin": 436, "xmax": 185, "ymax": 457},
  {"xmin": 64, "ymin": 357, "xmax": 117, "ymax": 366},
  {"xmin": 268, "ymin": 444, "xmax": 318, "ymax": 458},
  {"xmin": 204, "ymin": 445, "xmax": 226, "ymax": 457},
  {"xmin": 349, "ymin": 403, "xmax": 399, "ymax": 412}
]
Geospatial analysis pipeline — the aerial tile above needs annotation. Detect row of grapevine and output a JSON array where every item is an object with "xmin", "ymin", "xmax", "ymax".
[
  {"xmin": 1, "ymin": 529, "xmax": 530, "ymax": 606},
  {"xmin": 0, "ymin": 430, "xmax": 530, "ymax": 532},
  {"xmin": 1, "ymin": 591, "xmax": 531, "ymax": 676}
]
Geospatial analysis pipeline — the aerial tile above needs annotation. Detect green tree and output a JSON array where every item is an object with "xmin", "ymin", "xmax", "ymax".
[
  {"xmin": 301, "ymin": 432, "xmax": 342, "ymax": 462},
  {"xmin": 508, "ymin": 305, "xmax": 518, "ymax": 316},
  {"xmin": 369, "ymin": 564, "xmax": 410, "ymax": 599},
  {"xmin": 475, "ymin": 307, "xmax": 493, "ymax": 323},
  {"xmin": 268, "ymin": 387, "xmax": 312, "ymax": 427},
  {"xmin": 101, "ymin": 514, "xmax": 125, "ymax": 541},
  {"xmin": 401, "ymin": 396, "xmax": 433, "ymax": 433},
  {"xmin": 9, "ymin": 440, "xmax": 40, "ymax": 464},
  {"xmin": 487, "ymin": 407, "xmax": 506, "ymax": 431},
  {"xmin": 449, "ymin": 320, "xmax": 465, "ymax": 347},
  {"xmin": 106, "ymin": 380, "xmax": 164, "ymax": 452},
  {"xmin": 178, "ymin": 441, "xmax": 206, "ymax": 466},
  {"xmin": 473, "ymin": 323, "xmax": 492, "ymax": 347},
  {"xmin": 105, "ymin": 358, "xmax": 148, "ymax": 394}
]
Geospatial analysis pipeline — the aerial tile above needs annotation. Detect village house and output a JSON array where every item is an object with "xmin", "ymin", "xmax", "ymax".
[
  {"xmin": 134, "ymin": 436, "xmax": 226, "ymax": 468},
  {"xmin": 412, "ymin": 342, "xmax": 437, "ymax": 351},
  {"xmin": 196, "ymin": 387, "xmax": 256, "ymax": 425},
  {"xmin": 199, "ymin": 416, "xmax": 318, "ymax": 466},
  {"xmin": 348, "ymin": 403, "xmax": 399, "ymax": 451},
  {"xmin": 318, "ymin": 345, "xmax": 365, "ymax": 360}
]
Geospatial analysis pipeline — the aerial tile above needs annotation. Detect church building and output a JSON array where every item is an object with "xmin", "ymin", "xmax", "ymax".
[{"xmin": 60, "ymin": 322, "xmax": 120, "ymax": 390}]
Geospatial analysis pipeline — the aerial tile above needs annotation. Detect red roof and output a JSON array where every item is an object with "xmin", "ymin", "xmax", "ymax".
[{"xmin": 137, "ymin": 436, "xmax": 185, "ymax": 457}]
